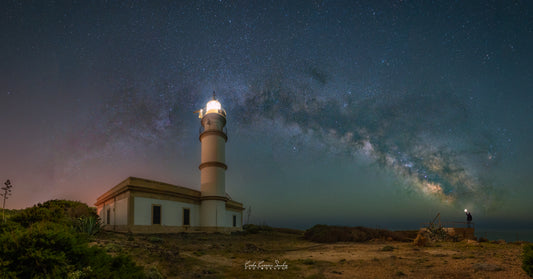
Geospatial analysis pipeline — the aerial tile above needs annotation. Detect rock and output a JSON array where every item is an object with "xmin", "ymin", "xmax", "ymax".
[
  {"xmin": 465, "ymin": 239, "xmax": 480, "ymax": 246},
  {"xmin": 414, "ymin": 233, "xmax": 428, "ymax": 247},
  {"xmin": 478, "ymin": 237, "xmax": 489, "ymax": 242}
]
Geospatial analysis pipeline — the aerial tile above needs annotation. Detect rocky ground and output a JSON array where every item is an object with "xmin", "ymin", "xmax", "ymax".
[{"xmin": 93, "ymin": 230, "xmax": 530, "ymax": 278}]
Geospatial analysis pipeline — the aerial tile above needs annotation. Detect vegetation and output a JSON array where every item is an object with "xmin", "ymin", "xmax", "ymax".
[
  {"xmin": 304, "ymin": 224, "xmax": 416, "ymax": 243},
  {"xmin": 10, "ymin": 200, "xmax": 97, "ymax": 227},
  {"xmin": 242, "ymin": 224, "xmax": 303, "ymax": 235},
  {"xmin": 523, "ymin": 243, "xmax": 533, "ymax": 277},
  {"xmin": 75, "ymin": 216, "xmax": 102, "ymax": 236},
  {"xmin": 1, "ymin": 179, "xmax": 14, "ymax": 223},
  {"xmin": 242, "ymin": 224, "xmax": 273, "ymax": 234},
  {"xmin": 1, "ymin": 203, "xmax": 527, "ymax": 278},
  {"xmin": 0, "ymin": 200, "xmax": 145, "ymax": 278}
]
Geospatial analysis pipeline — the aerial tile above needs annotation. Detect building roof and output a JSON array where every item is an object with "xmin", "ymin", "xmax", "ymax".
[
  {"xmin": 95, "ymin": 177, "xmax": 201, "ymax": 206},
  {"xmin": 94, "ymin": 177, "xmax": 244, "ymax": 210}
]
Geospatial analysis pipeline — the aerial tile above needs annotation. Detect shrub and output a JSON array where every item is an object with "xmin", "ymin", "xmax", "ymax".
[
  {"xmin": 0, "ymin": 222, "xmax": 77, "ymax": 277},
  {"xmin": 273, "ymin": 227, "xmax": 304, "ymax": 235},
  {"xmin": 10, "ymin": 205, "xmax": 62, "ymax": 227},
  {"xmin": 523, "ymin": 243, "xmax": 533, "ymax": 277},
  {"xmin": 146, "ymin": 266, "xmax": 163, "ymax": 279},
  {"xmin": 0, "ymin": 200, "xmax": 145, "ymax": 279},
  {"xmin": 243, "ymin": 224, "xmax": 272, "ymax": 234},
  {"xmin": 304, "ymin": 224, "xmax": 400, "ymax": 243},
  {"xmin": 75, "ymin": 216, "xmax": 102, "ymax": 236},
  {"xmin": 10, "ymin": 200, "xmax": 97, "ymax": 228},
  {"xmin": 148, "ymin": 236, "xmax": 163, "ymax": 243},
  {"xmin": 0, "ymin": 221, "xmax": 145, "ymax": 278}
]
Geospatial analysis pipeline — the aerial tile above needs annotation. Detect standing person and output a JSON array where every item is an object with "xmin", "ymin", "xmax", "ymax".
[{"xmin": 466, "ymin": 211, "xmax": 473, "ymax": 228}]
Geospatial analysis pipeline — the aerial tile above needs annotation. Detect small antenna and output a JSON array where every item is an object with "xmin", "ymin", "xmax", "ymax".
[{"xmin": 212, "ymin": 90, "xmax": 216, "ymax": 100}]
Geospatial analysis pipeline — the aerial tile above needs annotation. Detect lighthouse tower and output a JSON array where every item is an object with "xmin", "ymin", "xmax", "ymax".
[{"xmin": 197, "ymin": 93, "xmax": 228, "ymax": 230}]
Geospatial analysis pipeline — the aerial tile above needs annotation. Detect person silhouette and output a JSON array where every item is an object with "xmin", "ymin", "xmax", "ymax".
[{"xmin": 466, "ymin": 212, "xmax": 473, "ymax": 228}]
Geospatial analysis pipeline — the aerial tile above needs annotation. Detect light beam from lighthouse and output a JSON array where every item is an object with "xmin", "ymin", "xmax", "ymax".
[{"xmin": 197, "ymin": 92, "xmax": 228, "ymax": 230}]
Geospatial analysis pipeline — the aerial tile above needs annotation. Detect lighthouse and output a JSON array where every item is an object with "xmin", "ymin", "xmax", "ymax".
[
  {"xmin": 197, "ymin": 93, "xmax": 229, "ymax": 230},
  {"xmin": 95, "ymin": 92, "xmax": 243, "ymax": 233}
]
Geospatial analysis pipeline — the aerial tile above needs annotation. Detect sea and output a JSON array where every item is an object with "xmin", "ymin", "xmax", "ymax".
[{"xmin": 475, "ymin": 228, "xmax": 533, "ymax": 243}]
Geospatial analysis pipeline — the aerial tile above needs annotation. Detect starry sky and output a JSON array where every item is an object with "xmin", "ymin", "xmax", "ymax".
[{"xmin": 1, "ymin": 0, "xmax": 532, "ymax": 230}]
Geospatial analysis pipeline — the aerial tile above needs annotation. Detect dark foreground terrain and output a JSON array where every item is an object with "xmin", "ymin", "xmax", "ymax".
[{"xmin": 94, "ymin": 229, "xmax": 530, "ymax": 278}]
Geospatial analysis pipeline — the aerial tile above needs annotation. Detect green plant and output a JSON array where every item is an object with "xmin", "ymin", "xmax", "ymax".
[
  {"xmin": 10, "ymin": 200, "xmax": 98, "ymax": 228},
  {"xmin": 523, "ymin": 243, "xmax": 533, "ymax": 277},
  {"xmin": 146, "ymin": 266, "xmax": 163, "ymax": 279},
  {"xmin": 67, "ymin": 266, "xmax": 92, "ymax": 279},
  {"xmin": 0, "ymin": 200, "xmax": 145, "ymax": 279},
  {"xmin": 148, "ymin": 236, "xmax": 163, "ymax": 243},
  {"xmin": 105, "ymin": 243, "xmax": 123, "ymax": 253},
  {"xmin": 243, "ymin": 224, "xmax": 273, "ymax": 234},
  {"xmin": 75, "ymin": 216, "xmax": 101, "ymax": 236}
]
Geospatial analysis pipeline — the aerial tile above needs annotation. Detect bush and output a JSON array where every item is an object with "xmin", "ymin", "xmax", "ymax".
[
  {"xmin": 304, "ymin": 225, "xmax": 401, "ymax": 243},
  {"xmin": 146, "ymin": 266, "xmax": 163, "ymax": 279},
  {"xmin": 148, "ymin": 236, "xmax": 163, "ymax": 243},
  {"xmin": 243, "ymin": 224, "xmax": 273, "ymax": 234},
  {"xmin": 0, "ymin": 200, "xmax": 146, "ymax": 278},
  {"xmin": 523, "ymin": 243, "xmax": 533, "ymax": 277},
  {"xmin": 273, "ymin": 227, "xmax": 304, "ymax": 235},
  {"xmin": 0, "ymin": 221, "xmax": 145, "ymax": 278},
  {"xmin": 10, "ymin": 200, "xmax": 97, "ymax": 228},
  {"xmin": 75, "ymin": 216, "xmax": 102, "ymax": 236}
]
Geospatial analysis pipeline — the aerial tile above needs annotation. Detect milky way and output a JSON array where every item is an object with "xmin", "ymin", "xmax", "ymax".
[{"xmin": 97, "ymin": 62, "xmax": 507, "ymax": 213}]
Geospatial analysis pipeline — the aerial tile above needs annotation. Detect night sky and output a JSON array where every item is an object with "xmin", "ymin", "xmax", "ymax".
[{"xmin": 1, "ymin": 1, "xmax": 532, "ymax": 230}]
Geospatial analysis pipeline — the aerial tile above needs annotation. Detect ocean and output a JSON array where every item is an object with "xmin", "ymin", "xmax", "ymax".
[{"xmin": 475, "ymin": 229, "xmax": 533, "ymax": 242}]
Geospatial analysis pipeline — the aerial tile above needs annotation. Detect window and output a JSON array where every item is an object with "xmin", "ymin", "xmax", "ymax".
[
  {"xmin": 183, "ymin": 208, "xmax": 190, "ymax": 226},
  {"xmin": 106, "ymin": 209, "xmax": 110, "ymax": 225},
  {"xmin": 233, "ymin": 215, "xmax": 237, "ymax": 227},
  {"xmin": 152, "ymin": 205, "xmax": 161, "ymax": 225}
]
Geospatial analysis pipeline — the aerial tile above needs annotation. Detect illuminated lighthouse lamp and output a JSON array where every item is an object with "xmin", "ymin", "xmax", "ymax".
[
  {"xmin": 206, "ymin": 99, "xmax": 221, "ymax": 112},
  {"xmin": 197, "ymin": 93, "xmax": 226, "ymax": 118}
]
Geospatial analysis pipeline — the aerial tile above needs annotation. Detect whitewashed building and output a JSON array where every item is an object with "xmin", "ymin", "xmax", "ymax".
[{"xmin": 95, "ymin": 95, "xmax": 244, "ymax": 233}]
